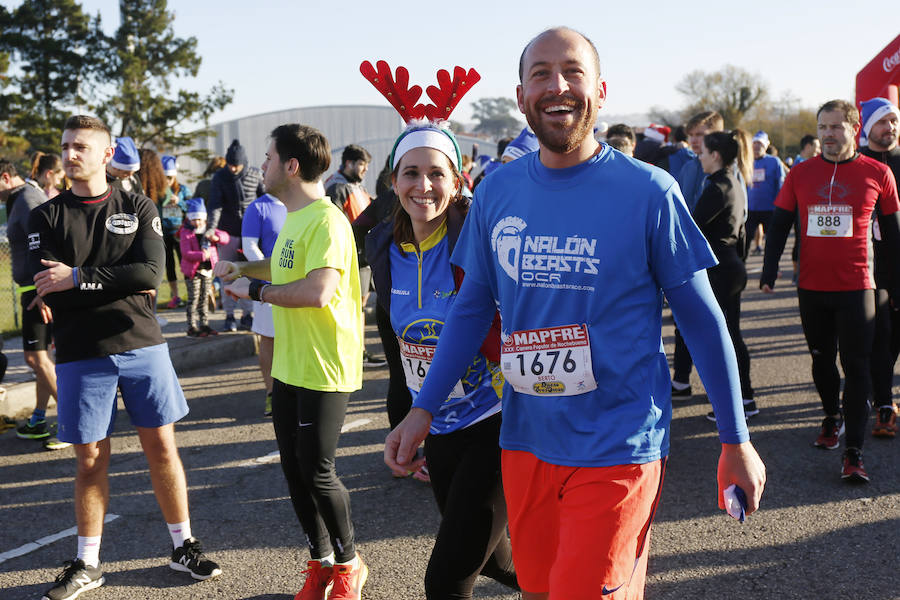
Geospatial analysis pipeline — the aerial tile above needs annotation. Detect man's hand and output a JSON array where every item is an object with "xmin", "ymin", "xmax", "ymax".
[
  {"xmin": 33, "ymin": 259, "xmax": 74, "ymax": 296},
  {"xmin": 718, "ymin": 441, "xmax": 766, "ymax": 515},
  {"xmin": 26, "ymin": 294, "xmax": 53, "ymax": 324},
  {"xmin": 213, "ymin": 260, "xmax": 241, "ymax": 282},
  {"xmin": 224, "ymin": 277, "xmax": 251, "ymax": 300},
  {"xmin": 384, "ymin": 407, "xmax": 432, "ymax": 476},
  {"xmin": 760, "ymin": 283, "xmax": 774, "ymax": 294}
]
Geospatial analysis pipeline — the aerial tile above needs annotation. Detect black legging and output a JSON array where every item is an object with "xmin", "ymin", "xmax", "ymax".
[
  {"xmin": 423, "ymin": 414, "xmax": 519, "ymax": 600},
  {"xmin": 870, "ymin": 288, "xmax": 900, "ymax": 408},
  {"xmin": 271, "ymin": 381, "xmax": 356, "ymax": 562},
  {"xmin": 376, "ymin": 301, "xmax": 413, "ymax": 429},
  {"xmin": 797, "ymin": 289, "xmax": 874, "ymax": 450},
  {"xmin": 163, "ymin": 231, "xmax": 182, "ymax": 283}
]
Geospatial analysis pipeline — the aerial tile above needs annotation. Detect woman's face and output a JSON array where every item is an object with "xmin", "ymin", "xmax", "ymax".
[
  {"xmin": 393, "ymin": 147, "xmax": 458, "ymax": 229},
  {"xmin": 44, "ymin": 168, "xmax": 65, "ymax": 189},
  {"xmin": 699, "ymin": 140, "xmax": 721, "ymax": 175}
]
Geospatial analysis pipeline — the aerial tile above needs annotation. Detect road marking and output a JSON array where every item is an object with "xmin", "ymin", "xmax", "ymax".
[
  {"xmin": 241, "ymin": 419, "xmax": 373, "ymax": 467},
  {"xmin": 341, "ymin": 418, "xmax": 371, "ymax": 432},
  {"xmin": 0, "ymin": 514, "xmax": 120, "ymax": 564}
]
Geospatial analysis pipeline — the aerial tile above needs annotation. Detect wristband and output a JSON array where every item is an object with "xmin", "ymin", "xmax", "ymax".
[
  {"xmin": 248, "ymin": 279, "xmax": 264, "ymax": 302},
  {"xmin": 259, "ymin": 284, "xmax": 270, "ymax": 304},
  {"xmin": 72, "ymin": 267, "xmax": 79, "ymax": 288}
]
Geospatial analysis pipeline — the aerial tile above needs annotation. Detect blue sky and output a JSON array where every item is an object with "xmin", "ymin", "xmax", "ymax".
[{"xmin": 6, "ymin": 0, "xmax": 899, "ymax": 126}]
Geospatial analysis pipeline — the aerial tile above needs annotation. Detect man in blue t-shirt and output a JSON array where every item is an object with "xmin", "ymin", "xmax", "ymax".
[
  {"xmin": 241, "ymin": 193, "xmax": 287, "ymax": 415},
  {"xmin": 384, "ymin": 27, "xmax": 766, "ymax": 600},
  {"xmin": 746, "ymin": 131, "xmax": 786, "ymax": 255}
]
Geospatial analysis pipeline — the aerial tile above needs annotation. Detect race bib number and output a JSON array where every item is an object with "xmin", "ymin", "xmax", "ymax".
[
  {"xmin": 501, "ymin": 324, "xmax": 597, "ymax": 396},
  {"xmin": 752, "ymin": 168, "xmax": 765, "ymax": 183},
  {"xmin": 398, "ymin": 339, "xmax": 465, "ymax": 398},
  {"xmin": 807, "ymin": 205, "xmax": 852, "ymax": 238}
]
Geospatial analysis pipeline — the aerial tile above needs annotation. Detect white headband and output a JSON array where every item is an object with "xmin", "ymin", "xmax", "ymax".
[{"xmin": 392, "ymin": 129, "xmax": 459, "ymax": 170}]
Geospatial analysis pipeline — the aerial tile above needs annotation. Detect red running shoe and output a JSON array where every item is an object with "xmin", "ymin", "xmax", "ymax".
[
  {"xmin": 872, "ymin": 405, "xmax": 898, "ymax": 438},
  {"xmin": 294, "ymin": 560, "xmax": 334, "ymax": 600},
  {"xmin": 329, "ymin": 555, "xmax": 368, "ymax": 600},
  {"xmin": 841, "ymin": 447, "xmax": 869, "ymax": 483},
  {"xmin": 813, "ymin": 416, "xmax": 844, "ymax": 450}
]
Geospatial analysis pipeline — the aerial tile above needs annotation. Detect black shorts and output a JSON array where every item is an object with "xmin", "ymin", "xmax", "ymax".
[{"xmin": 20, "ymin": 289, "xmax": 52, "ymax": 352}]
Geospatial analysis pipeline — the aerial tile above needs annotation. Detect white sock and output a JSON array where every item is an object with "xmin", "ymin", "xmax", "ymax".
[
  {"xmin": 167, "ymin": 520, "xmax": 192, "ymax": 549},
  {"xmin": 335, "ymin": 554, "xmax": 359, "ymax": 569},
  {"xmin": 316, "ymin": 552, "xmax": 335, "ymax": 567},
  {"xmin": 77, "ymin": 535, "xmax": 101, "ymax": 568}
]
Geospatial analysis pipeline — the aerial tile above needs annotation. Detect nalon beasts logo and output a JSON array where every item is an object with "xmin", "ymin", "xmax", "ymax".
[
  {"xmin": 105, "ymin": 213, "xmax": 139, "ymax": 235},
  {"xmin": 491, "ymin": 216, "xmax": 526, "ymax": 282}
]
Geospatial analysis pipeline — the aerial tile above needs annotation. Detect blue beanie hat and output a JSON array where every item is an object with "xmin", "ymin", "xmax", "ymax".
[
  {"xmin": 110, "ymin": 137, "xmax": 140, "ymax": 172},
  {"xmin": 225, "ymin": 139, "xmax": 247, "ymax": 167},
  {"xmin": 501, "ymin": 127, "xmax": 540, "ymax": 161},
  {"xmin": 860, "ymin": 97, "xmax": 900, "ymax": 143},
  {"xmin": 185, "ymin": 197, "xmax": 207, "ymax": 220},
  {"xmin": 161, "ymin": 155, "xmax": 177, "ymax": 177}
]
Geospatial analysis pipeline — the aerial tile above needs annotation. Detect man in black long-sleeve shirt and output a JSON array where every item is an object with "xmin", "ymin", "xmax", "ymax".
[{"xmin": 28, "ymin": 115, "xmax": 221, "ymax": 600}]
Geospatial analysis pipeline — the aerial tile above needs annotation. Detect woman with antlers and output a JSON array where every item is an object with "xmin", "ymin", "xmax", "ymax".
[{"xmin": 363, "ymin": 60, "xmax": 519, "ymax": 599}]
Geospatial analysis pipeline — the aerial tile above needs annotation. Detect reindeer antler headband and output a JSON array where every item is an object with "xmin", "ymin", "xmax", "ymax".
[{"xmin": 360, "ymin": 60, "xmax": 480, "ymax": 170}]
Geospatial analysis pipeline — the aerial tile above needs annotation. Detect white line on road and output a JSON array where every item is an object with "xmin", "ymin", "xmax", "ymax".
[
  {"xmin": 240, "ymin": 418, "xmax": 373, "ymax": 467},
  {"xmin": 0, "ymin": 514, "xmax": 120, "ymax": 564}
]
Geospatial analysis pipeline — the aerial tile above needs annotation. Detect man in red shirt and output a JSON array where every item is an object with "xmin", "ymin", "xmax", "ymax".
[{"xmin": 760, "ymin": 99, "xmax": 900, "ymax": 483}]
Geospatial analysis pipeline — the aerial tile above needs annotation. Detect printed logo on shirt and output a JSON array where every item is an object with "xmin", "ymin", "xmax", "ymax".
[
  {"xmin": 27, "ymin": 232, "xmax": 40, "ymax": 250},
  {"xmin": 80, "ymin": 282, "xmax": 103, "ymax": 291},
  {"xmin": 151, "ymin": 216, "xmax": 163, "ymax": 236},
  {"xmin": 105, "ymin": 213, "xmax": 139, "ymax": 235},
  {"xmin": 279, "ymin": 238, "xmax": 295, "ymax": 269},
  {"xmin": 490, "ymin": 215, "xmax": 599, "ymax": 291},
  {"xmin": 391, "ymin": 287, "xmax": 411, "ymax": 296}
]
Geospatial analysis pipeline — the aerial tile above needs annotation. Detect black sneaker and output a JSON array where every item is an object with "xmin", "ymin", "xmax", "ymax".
[
  {"xmin": 671, "ymin": 383, "xmax": 692, "ymax": 398},
  {"xmin": 169, "ymin": 538, "xmax": 222, "ymax": 580},
  {"xmin": 17, "ymin": 419, "xmax": 51, "ymax": 440},
  {"xmin": 362, "ymin": 350, "xmax": 387, "ymax": 369},
  {"xmin": 238, "ymin": 314, "xmax": 254, "ymax": 331},
  {"xmin": 222, "ymin": 316, "xmax": 237, "ymax": 332},
  {"xmin": 42, "ymin": 559, "xmax": 104, "ymax": 600},
  {"xmin": 743, "ymin": 400, "xmax": 760, "ymax": 418}
]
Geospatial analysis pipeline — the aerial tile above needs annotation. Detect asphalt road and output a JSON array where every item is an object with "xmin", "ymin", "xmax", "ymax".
[{"xmin": 1, "ymin": 252, "xmax": 898, "ymax": 599}]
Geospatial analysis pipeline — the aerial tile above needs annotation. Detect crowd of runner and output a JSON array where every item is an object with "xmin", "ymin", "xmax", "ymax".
[{"xmin": 0, "ymin": 24, "xmax": 898, "ymax": 600}]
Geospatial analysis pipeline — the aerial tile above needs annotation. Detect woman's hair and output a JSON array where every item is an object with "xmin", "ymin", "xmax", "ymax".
[
  {"xmin": 203, "ymin": 155, "xmax": 226, "ymax": 178},
  {"xmin": 30, "ymin": 152, "xmax": 62, "ymax": 185},
  {"xmin": 703, "ymin": 129, "xmax": 752, "ymax": 184},
  {"xmin": 138, "ymin": 148, "xmax": 168, "ymax": 202},
  {"xmin": 168, "ymin": 173, "xmax": 182, "ymax": 195},
  {"xmin": 390, "ymin": 150, "xmax": 468, "ymax": 249}
]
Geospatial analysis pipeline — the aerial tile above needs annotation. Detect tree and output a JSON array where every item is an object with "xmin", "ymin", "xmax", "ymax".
[
  {"xmin": 675, "ymin": 65, "xmax": 768, "ymax": 129},
  {"xmin": 0, "ymin": 0, "xmax": 103, "ymax": 152},
  {"xmin": 471, "ymin": 97, "xmax": 523, "ymax": 139},
  {"xmin": 93, "ymin": 0, "xmax": 232, "ymax": 158}
]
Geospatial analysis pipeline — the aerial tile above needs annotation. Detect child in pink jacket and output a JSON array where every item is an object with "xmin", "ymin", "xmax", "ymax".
[{"xmin": 180, "ymin": 198, "xmax": 229, "ymax": 337}]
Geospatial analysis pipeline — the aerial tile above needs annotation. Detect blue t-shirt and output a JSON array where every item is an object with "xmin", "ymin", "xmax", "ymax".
[
  {"xmin": 748, "ymin": 155, "xmax": 785, "ymax": 212},
  {"xmin": 451, "ymin": 147, "xmax": 716, "ymax": 467},
  {"xmin": 242, "ymin": 193, "xmax": 288, "ymax": 257},
  {"xmin": 390, "ymin": 222, "xmax": 502, "ymax": 435}
]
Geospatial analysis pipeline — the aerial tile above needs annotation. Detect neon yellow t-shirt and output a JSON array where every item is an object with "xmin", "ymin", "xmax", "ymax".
[{"xmin": 270, "ymin": 198, "xmax": 362, "ymax": 392}]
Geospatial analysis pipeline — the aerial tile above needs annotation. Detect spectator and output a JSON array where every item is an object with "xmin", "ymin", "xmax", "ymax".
[
  {"xmin": 30, "ymin": 152, "xmax": 65, "ymax": 199},
  {"xmin": 180, "ymin": 198, "xmax": 228, "ymax": 337},
  {"xmin": 160, "ymin": 155, "xmax": 188, "ymax": 309},
  {"xmin": 105, "ymin": 136, "xmax": 143, "ymax": 194},
  {"xmin": 207, "ymin": 139, "xmax": 264, "ymax": 332},
  {"xmin": 605, "ymin": 123, "xmax": 636, "ymax": 156}
]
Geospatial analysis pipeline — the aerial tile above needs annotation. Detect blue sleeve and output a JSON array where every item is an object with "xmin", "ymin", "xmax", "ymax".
[
  {"xmin": 414, "ymin": 275, "xmax": 496, "ymax": 415},
  {"xmin": 665, "ymin": 271, "xmax": 750, "ymax": 444},
  {"xmin": 449, "ymin": 188, "xmax": 495, "ymax": 290},
  {"xmin": 242, "ymin": 202, "xmax": 261, "ymax": 239},
  {"xmin": 648, "ymin": 181, "xmax": 718, "ymax": 290}
]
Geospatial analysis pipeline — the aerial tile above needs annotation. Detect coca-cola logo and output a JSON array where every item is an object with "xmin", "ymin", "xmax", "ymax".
[{"xmin": 884, "ymin": 47, "xmax": 900, "ymax": 72}]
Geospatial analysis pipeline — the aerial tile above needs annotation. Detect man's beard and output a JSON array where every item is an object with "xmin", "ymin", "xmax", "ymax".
[{"xmin": 524, "ymin": 95, "xmax": 594, "ymax": 155}]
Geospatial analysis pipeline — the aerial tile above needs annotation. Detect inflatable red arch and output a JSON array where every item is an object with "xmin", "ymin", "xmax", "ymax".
[{"xmin": 856, "ymin": 33, "xmax": 900, "ymax": 109}]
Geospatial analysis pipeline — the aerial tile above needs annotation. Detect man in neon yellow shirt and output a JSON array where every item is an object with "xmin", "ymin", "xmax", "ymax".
[{"xmin": 215, "ymin": 124, "xmax": 366, "ymax": 600}]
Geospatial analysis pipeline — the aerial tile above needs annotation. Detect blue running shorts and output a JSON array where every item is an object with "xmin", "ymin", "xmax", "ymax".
[{"xmin": 55, "ymin": 343, "xmax": 189, "ymax": 444}]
